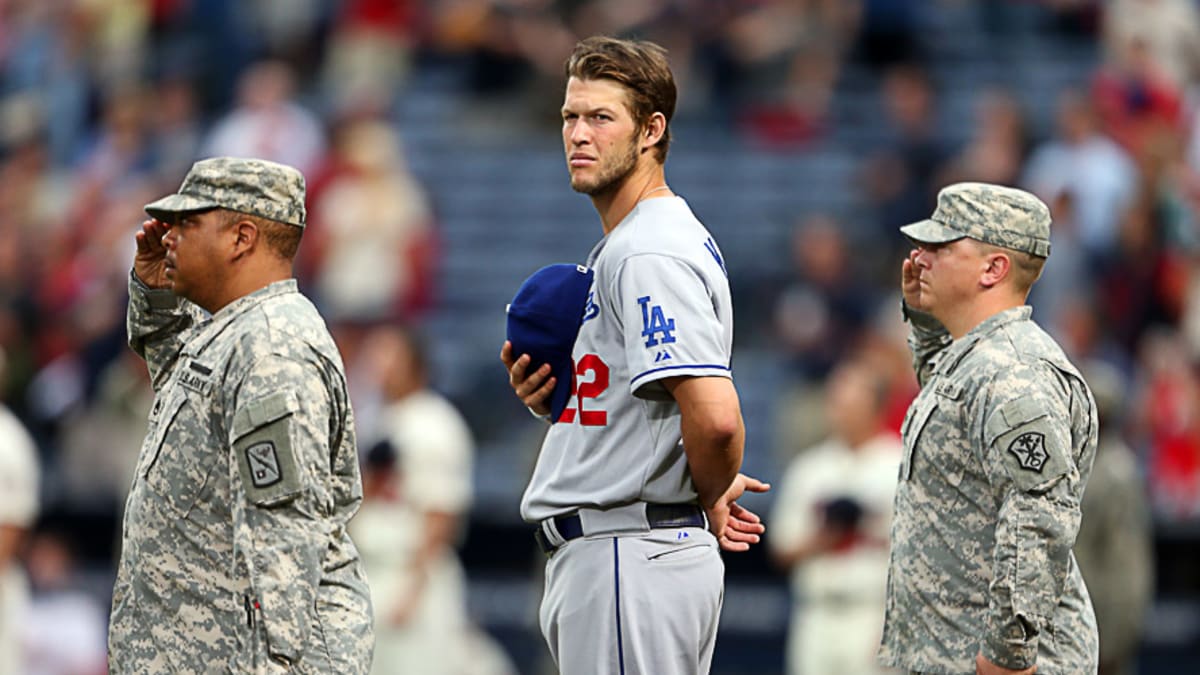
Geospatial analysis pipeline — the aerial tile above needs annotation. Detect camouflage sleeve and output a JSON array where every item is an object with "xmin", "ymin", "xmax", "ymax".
[
  {"xmin": 979, "ymin": 368, "xmax": 1083, "ymax": 669},
  {"xmin": 902, "ymin": 300, "xmax": 951, "ymax": 387},
  {"xmin": 126, "ymin": 269, "xmax": 203, "ymax": 388},
  {"xmin": 228, "ymin": 354, "xmax": 336, "ymax": 669}
]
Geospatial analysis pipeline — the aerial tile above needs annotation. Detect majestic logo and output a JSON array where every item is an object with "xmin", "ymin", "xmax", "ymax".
[
  {"xmin": 637, "ymin": 296, "xmax": 677, "ymax": 347},
  {"xmin": 1007, "ymin": 432, "xmax": 1048, "ymax": 472},
  {"xmin": 246, "ymin": 442, "xmax": 282, "ymax": 487}
]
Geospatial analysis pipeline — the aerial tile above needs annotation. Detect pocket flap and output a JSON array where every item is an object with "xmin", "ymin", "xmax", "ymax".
[
  {"xmin": 1001, "ymin": 397, "xmax": 1045, "ymax": 427},
  {"xmin": 232, "ymin": 391, "xmax": 298, "ymax": 440},
  {"xmin": 987, "ymin": 397, "xmax": 1047, "ymax": 446}
]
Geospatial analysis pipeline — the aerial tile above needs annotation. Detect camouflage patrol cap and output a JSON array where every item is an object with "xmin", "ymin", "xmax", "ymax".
[
  {"xmin": 900, "ymin": 182, "xmax": 1051, "ymax": 257},
  {"xmin": 144, "ymin": 157, "xmax": 306, "ymax": 227}
]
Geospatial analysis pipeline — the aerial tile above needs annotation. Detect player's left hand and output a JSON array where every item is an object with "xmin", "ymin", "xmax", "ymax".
[
  {"xmin": 708, "ymin": 473, "xmax": 770, "ymax": 552},
  {"xmin": 976, "ymin": 652, "xmax": 1036, "ymax": 675}
]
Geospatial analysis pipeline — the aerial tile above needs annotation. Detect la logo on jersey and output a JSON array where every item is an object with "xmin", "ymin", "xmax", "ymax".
[{"xmin": 638, "ymin": 295, "xmax": 676, "ymax": 362}]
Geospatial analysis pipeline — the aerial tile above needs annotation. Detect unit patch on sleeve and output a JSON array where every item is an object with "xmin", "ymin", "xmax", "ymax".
[
  {"xmin": 245, "ymin": 441, "xmax": 282, "ymax": 487},
  {"xmin": 1007, "ymin": 431, "xmax": 1048, "ymax": 472},
  {"xmin": 232, "ymin": 391, "xmax": 302, "ymax": 506}
]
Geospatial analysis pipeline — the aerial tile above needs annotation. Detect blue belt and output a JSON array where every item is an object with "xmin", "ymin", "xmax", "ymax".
[{"xmin": 534, "ymin": 503, "xmax": 706, "ymax": 555}]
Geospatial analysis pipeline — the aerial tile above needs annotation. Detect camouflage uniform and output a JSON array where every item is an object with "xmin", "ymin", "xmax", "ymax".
[
  {"xmin": 109, "ymin": 158, "xmax": 373, "ymax": 674},
  {"xmin": 878, "ymin": 183, "xmax": 1100, "ymax": 674}
]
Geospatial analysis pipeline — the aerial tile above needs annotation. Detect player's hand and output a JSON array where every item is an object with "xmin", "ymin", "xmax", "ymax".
[
  {"xmin": 133, "ymin": 218, "xmax": 171, "ymax": 289},
  {"xmin": 500, "ymin": 340, "xmax": 555, "ymax": 416},
  {"xmin": 707, "ymin": 473, "xmax": 770, "ymax": 552},
  {"xmin": 901, "ymin": 249, "xmax": 926, "ymax": 311},
  {"xmin": 975, "ymin": 652, "xmax": 1036, "ymax": 675}
]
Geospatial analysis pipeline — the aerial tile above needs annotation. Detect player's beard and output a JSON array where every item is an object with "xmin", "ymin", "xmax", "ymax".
[{"xmin": 570, "ymin": 133, "xmax": 640, "ymax": 197}]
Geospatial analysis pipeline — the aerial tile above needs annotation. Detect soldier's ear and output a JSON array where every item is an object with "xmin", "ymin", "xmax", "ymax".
[
  {"xmin": 979, "ymin": 252, "xmax": 1010, "ymax": 289},
  {"xmin": 231, "ymin": 218, "xmax": 259, "ymax": 259}
]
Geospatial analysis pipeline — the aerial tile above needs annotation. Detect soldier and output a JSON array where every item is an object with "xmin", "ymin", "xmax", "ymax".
[
  {"xmin": 878, "ymin": 182, "xmax": 1100, "ymax": 674},
  {"xmin": 109, "ymin": 157, "xmax": 373, "ymax": 673}
]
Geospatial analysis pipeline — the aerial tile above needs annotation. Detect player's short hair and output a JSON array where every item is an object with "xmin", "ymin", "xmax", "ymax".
[
  {"xmin": 973, "ymin": 240, "xmax": 1046, "ymax": 294},
  {"xmin": 220, "ymin": 209, "xmax": 303, "ymax": 260},
  {"xmin": 565, "ymin": 36, "xmax": 677, "ymax": 163}
]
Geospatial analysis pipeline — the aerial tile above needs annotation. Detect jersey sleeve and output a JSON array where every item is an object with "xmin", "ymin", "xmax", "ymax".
[
  {"xmin": 613, "ymin": 253, "xmax": 731, "ymax": 398},
  {"xmin": 767, "ymin": 456, "xmax": 819, "ymax": 557},
  {"xmin": 388, "ymin": 401, "xmax": 474, "ymax": 515},
  {"xmin": 0, "ymin": 411, "xmax": 39, "ymax": 528}
]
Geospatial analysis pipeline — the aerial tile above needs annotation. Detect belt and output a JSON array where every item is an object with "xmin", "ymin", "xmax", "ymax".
[{"xmin": 534, "ymin": 503, "xmax": 707, "ymax": 555}]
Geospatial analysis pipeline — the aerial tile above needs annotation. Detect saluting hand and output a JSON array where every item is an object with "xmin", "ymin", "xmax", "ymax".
[
  {"xmin": 901, "ymin": 249, "xmax": 926, "ymax": 312},
  {"xmin": 133, "ymin": 218, "xmax": 171, "ymax": 289}
]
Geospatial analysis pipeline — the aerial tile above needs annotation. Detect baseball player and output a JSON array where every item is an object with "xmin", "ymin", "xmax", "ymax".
[{"xmin": 501, "ymin": 36, "xmax": 768, "ymax": 675}]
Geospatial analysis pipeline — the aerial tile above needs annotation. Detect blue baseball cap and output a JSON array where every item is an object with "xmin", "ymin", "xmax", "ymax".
[{"xmin": 506, "ymin": 264, "xmax": 595, "ymax": 423}]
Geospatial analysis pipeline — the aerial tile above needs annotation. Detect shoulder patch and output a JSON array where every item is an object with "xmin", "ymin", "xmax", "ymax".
[
  {"xmin": 232, "ymin": 391, "xmax": 302, "ymax": 506},
  {"xmin": 1007, "ymin": 431, "xmax": 1048, "ymax": 473},
  {"xmin": 245, "ymin": 441, "xmax": 283, "ymax": 487}
]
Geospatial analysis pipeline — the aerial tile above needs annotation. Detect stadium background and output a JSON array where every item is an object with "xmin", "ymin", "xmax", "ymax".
[{"xmin": 1, "ymin": 1, "xmax": 1198, "ymax": 673}]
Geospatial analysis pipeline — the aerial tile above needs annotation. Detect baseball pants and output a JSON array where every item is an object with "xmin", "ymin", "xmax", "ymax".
[{"xmin": 539, "ymin": 526, "xmax": 723, "ymax": 675}]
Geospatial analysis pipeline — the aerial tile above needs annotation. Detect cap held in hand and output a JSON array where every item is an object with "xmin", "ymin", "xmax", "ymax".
[{"xmin": 506, "ymin": 264, "xmax": 595, "ymax": 423}]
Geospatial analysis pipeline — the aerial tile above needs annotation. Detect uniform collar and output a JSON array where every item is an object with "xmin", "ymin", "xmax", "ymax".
[
  {"xmin": 211, "ymin": 279, "xmax": 297, "ymax": 322},
  {"xmin": 186, "ymin": 280, "xmax": 299, "ymax": 356},
  {"xmin": 935, "ymin": 305, "xmax": 1032, "ymax": 375}
]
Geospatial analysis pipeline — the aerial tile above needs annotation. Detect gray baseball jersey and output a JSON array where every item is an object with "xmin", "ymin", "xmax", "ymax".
[
  {"xmin": 109, "ymin": 273, "xmax": 373, "ymax": 674},
  {"xmin": 520, "ymin": 196, "xmax": 734, "ymax": 521},
  {"xmin": 522, "ymin": 196, "xmax": 734, "ymax": 675},
  {"xmin": 879, "ymin": 306, "xmax": 1099, "ymax": 673}
]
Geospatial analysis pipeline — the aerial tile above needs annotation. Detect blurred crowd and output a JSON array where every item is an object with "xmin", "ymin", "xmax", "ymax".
[{"xmin": 0, "ymin": 0, "xmax": 1198, "ymax": 673}]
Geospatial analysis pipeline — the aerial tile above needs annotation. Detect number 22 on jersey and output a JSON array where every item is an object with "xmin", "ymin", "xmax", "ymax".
[{"xmin": 557, "ymin": 354, "xmax": 609, "ymax": 426}]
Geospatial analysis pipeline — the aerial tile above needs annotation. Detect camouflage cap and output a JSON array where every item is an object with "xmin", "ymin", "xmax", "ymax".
[
  {"xmin": 144, "ymin": 157, "xmax": 306, "ymax": 227},
  {"xmin": 900, "ymin": 182, "xmax": 1051, "ymax": 257}
]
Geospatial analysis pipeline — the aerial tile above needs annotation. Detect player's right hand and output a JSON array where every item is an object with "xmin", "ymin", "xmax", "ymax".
[
  {"xmin": 500, "ymin": 340, "xmax": 555, "ymax": 416},
  {"xmin": 709, "ymin": 473, "xmax": 770, "ymax": 552},
  {"xmin": 133, "ymin": 218, "xmax": 171, "ymax": 289},
  {"xmin": 901, "ymin": 249, "xmax": 925, "ymax": 311}
]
